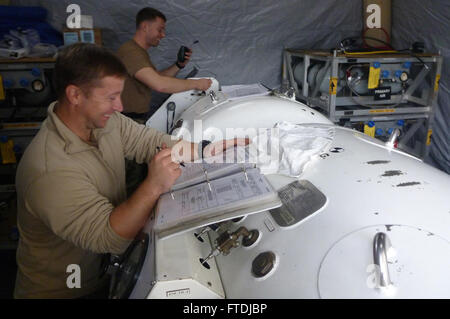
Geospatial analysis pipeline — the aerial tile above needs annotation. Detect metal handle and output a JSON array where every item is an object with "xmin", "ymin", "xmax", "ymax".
[
  {"xmin": 209, "ymin": 90, "xmax": 218, "ymax": 102},
  {"xmin": 373, "ymin": 232, "xmax": 394, "ymax": 288},
  {"xmin": 386, "ymin": 128, "xmax": 400, "ymax": 149}
]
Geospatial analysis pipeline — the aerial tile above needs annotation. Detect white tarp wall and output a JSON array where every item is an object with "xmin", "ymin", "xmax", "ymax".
[
  {"xmin": 392, "ymin": 0, "xmax": 449, "ymax": 173},
  {"xmin": 10, "ymin": 0, "xmax": 363, "ymax": 87},
  {"xmin": 9, "ymin": 0, "xmax": 449, "ymax": 173}
]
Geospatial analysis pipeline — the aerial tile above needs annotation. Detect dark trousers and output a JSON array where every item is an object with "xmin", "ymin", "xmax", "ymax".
[{"xmin": 77, "ymin": 278, "xmax": 110, "ymax": 299}]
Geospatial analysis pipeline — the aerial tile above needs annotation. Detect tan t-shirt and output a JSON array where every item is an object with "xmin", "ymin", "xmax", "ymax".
[
  {"xmin": 117, "ymin": 40, "xmax": 155, "ymax": 114},
  {"xmin": 14, "ymin": 102, "xmax": 178, "ymax": 298}
]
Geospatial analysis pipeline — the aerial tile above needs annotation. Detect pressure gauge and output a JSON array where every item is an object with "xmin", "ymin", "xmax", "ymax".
[
  {"xmin": 31, "ymin": 79, "xmax": 45, "ymax": 92},
  {"xmin": 400, "ymin": 71, "xmax": 409, "ymax": 83}
]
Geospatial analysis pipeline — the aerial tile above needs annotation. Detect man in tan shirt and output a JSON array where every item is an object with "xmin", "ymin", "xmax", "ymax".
[
  {"xmin": 14, "ymin": 43, "xmax": 244, "ymax": 298},
  {"xmin": 117, "ymin": 7, "xmax": 212, "ymax": 121}
]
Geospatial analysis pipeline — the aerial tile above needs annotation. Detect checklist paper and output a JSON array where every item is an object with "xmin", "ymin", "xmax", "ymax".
[{"xmin": 154, "ymin": 168, "xmax": 281, "ymax": 238}]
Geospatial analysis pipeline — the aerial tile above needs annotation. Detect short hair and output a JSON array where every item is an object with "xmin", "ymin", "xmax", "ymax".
[
  {"xmin": 53, "ymin": 43, "xmax": 127, "ymax": 101},
  {"xmin": 136, "ymin": 7, "xmax": 166, "ymax": 29}
]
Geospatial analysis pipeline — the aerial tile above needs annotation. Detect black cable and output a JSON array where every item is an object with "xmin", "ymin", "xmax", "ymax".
[
  {"xmin": 394, "ymin": 48, "xmax": 429, "ymax": 69},
  {"xmin": 339, "ymin": 36, "xmax": 429, "ymax": 69}
]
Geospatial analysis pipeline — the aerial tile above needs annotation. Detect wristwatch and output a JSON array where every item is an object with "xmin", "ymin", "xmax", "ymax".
[{"xmin": 198, "ymin": 140, "xmax": 211, "ymax": 160}]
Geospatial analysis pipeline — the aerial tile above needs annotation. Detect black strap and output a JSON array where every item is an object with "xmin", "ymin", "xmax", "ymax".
[
  {"xmin": 175, "ymin": 61, "xmax": 184, "ymax": 69},
  {"xmin": 200, "ymin": 140, "xmax": 212, "ymax": 159}
]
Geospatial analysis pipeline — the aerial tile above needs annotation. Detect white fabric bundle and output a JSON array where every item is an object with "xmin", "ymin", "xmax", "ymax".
[{"xmin": 250, "ymin": 121, "xmax": 335, "ymax": 177}]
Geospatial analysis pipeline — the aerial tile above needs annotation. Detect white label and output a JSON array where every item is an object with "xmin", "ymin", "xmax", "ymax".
[{"xmin": 166, "ymin": 288, "xmax": 191, "ymax": 297}]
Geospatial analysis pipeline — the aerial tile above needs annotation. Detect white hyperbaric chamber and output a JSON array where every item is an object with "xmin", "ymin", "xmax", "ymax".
[{"xmin": 109, "ymin": 89, "xmax": 450, "ymax": 299}]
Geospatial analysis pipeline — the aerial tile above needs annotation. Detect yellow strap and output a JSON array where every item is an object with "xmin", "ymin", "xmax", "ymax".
[
  {"xmin": 329, "ymin": 77, "xmax": 338, "ymax": 95},
  {"xmin": 368, "ymin": 66, "xmax": 380, "ymax": 89},
  {"xmin": 1, "ymin": 139, "xmax": 17, "ymax": 164},
  {"xmin": 426, "ymin": 129, "xmax": 432, "ymax": 145},
  {"xmin": 434, "ymin": 74, "xmax": 440, "ymax": 92},
  {"xmin": 364, "ymin": 125, "xmax": 376, "ymax": 138},
  {"xmin": 344, "ymin": 50, "xmax": 399, "ymax": 55},
  {"xmin": 369, "ymin": 109, "xmax": 395, "ymax": 114}
]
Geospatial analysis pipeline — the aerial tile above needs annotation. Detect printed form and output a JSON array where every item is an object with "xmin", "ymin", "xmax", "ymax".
[{"xmin": 155, "ymin": 168, "xmax": 273, "ymax": 229}]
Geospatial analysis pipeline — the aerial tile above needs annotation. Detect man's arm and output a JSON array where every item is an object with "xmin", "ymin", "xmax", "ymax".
[
  {"xmin": 25, "ymin": 149, "xmax": 180, "ymax": 253},
  {"xmin": 159, "ymin": 63, "xmax": 182, "ymax": 77},
  {"xmin": 135, "ymin": 66, "xmax": 211, "ymax": 93},
  {"xmin": 110, "ymin": 137, "xmax": 251, "ymax": 239},
  {"xmin": 171, "ymin": 138, "xmax": 250, "ymax": 164},
  {"xmin": 114, "ymin": 110, "xmax": 250, "ymax": 240},
  {"xmin": 110, "ymin": 148, "xmax": 180, "ymax": 239},
  {"xmin": 25, "ymin": 171, "xmax": 133, "ymax": 255}
]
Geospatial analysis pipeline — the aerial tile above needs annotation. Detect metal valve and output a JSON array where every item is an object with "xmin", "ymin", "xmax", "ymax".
[
  {"xmin": 201, "ymin": 226, "xmax": 259, "ymax": 265},
  {"xmin": 194, "ymin": 222, "xmax": 222, "ymax": 241},
  {"xmin": 272, "ymin": 85, "xmax": 296, "ymax": 100},
  {"xmin": 386, "ymin": 128, "xmax": 401, "ymax": 149}
]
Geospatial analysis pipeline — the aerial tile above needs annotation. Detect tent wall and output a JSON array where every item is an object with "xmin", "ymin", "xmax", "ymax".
[
  {"xmin": 392, "ymin": 0, "xmax": 449, "ymax": 173},
  {"xmin": 8, "ymin": 0, "xmax": 450, "ymax": 173},
  {"xmin": 10, "ymin": 0, "xmax": 362, "ymax": 87}
]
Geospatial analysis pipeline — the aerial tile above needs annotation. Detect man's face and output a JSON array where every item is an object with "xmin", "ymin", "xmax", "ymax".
[
  {"xmin": 144, "ymin": 17, "xmax": 166, "ymax": 47},
  {"xmin": 78, "ymin": 76, "xmax": 124, "ymax": 129}
]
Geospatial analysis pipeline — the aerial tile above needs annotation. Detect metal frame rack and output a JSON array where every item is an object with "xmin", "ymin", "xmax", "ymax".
[
  {"xmin": 282, "ymin": 49, "xmax": 442, "ymax": 158},
  {"xmin": 0, "ymin": 57, "xmax": 55, "ymax": 194},
  {"xmin": 0, "ymin": 57, "xmax": 55, "ymax": 119}
]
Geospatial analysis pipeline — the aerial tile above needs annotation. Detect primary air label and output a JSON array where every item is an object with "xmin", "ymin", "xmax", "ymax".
[{"xmin": 374, "ymin": 86, "xmax": 391, "ymax": 100}]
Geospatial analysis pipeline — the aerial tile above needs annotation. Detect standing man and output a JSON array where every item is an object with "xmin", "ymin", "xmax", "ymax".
[
  {"xmin": 117, "ymin": 7, "xmax": 212, "ymax": 122},
  {"xmin": 14, "ymin": 43, "xmax": 243, "ymax": 298}
]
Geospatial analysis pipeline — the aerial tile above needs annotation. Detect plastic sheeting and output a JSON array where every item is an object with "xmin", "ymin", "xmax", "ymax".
[
  {"xmin": 10, "ymin": 0, "xmax": 363, "ymax": 86},
  {"xmin": 0, "ymin": 5, "xmax": 63, "ymax": 46},
  {"xmin": 8, "ymin": 0, "xmax": 449, "ymax": 173}
]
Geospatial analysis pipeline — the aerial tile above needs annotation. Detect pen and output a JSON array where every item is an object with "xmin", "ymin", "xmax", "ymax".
[{"xmin": 156, "ymin": 146, "xmax": 185, "ymax": 167}]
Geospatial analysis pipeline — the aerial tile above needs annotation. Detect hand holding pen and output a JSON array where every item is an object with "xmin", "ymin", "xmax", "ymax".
[
  {"xmin": 147, "ymin": 144, "xmax": 182, "ymax": 199},
  {"xmin": 156, "ymin": 144, "xmax": 183, "ymax": 199},
  {"xmin": 156, "ymin": 146, "xmax": 185, "ymax": 167}
]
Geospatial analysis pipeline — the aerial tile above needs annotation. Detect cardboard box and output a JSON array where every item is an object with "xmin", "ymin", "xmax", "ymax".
[
  {"xmin": 363, "ymin": 0, "xmax": 391, "ymax": 48},
  {"xmin": 63, "ymin": 28, "xmax": 102, "ymax": 46}
]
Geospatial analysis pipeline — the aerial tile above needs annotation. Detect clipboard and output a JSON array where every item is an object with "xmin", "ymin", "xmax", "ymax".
[{"xmin": 154, "ymin": 167, "xmax": 281, "ymax": 239}]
